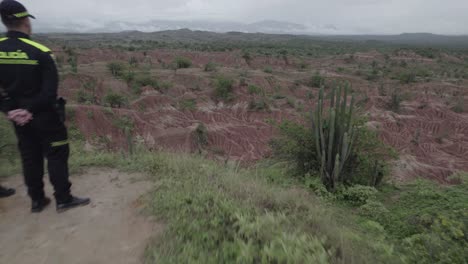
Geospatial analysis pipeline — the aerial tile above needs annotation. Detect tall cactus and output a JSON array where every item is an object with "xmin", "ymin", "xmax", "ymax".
[{"xmin": 312, "ymin": 84, "xmax": 355, "ymax": 191}]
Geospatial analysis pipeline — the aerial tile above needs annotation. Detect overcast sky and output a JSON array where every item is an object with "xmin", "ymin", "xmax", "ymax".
[{"xmin": 20, "ymin": 0, "xmax": 468, "ymax": 34}]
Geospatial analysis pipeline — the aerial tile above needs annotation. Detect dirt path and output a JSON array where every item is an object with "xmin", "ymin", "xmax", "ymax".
[{"xmin": 0, "ymin": 168, "xmax": 161, "ymax": 264}]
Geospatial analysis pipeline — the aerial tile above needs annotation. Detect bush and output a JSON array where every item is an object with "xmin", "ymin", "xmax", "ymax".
[
  {"xmin": 204, "ymin": 62, "xmax": 217, "ymax": 72},
  {"xmin": 359, "ymin": 200, "xmax": 390, "ymax": 217},
  {"xmin": 213, "ymin": 76, "xmax": 235, "ymax": 102},
  {"xmin": 271, "ymin": 105, "xmax": 395, "ymax": 189},
  {"xmin": 134, "ymin": 74, "xmax": 159, "ymax": 89},
  {"xmin": 367, "ymin": 178, "xmax": 468, "ymax": 264},
  {"xmin": 173, "ymin": 57, "xmax": 192, "ymax": 69},
  {"xmin": 107, "ymin": 61, "xmax": 126, "ymax": 77},
  {"xmin": 76, "ymin": 89, "xmax": 97, "ymax": 105},
  {"xmin": 264, "ymin": 66, "xmax": 273, "ymax": 74},
  {"xmin": 337, "ymin": 185, "xmax": 378, "ymax": 206},
  {"xmin": 242, "ymin": 51, "xmax": 252, "ymax": 64},
  {"xmin": 0, "ymin": 117, "xmax": 18, "ymax": 177},
  {"xmin": 104, "ymin": 91, "xmax": 128, "ymax": 108},
  {"xmin": 452, "ymin": 97, "xmax": 465, "ymax": 113},
  {"xmin": 397, "ymin": 71, "xmax": 416, "ymax": 84},
  {"xmin": 308, "ymin": 72, "xmax": 326, "ymax": 87},
  {"xmin": 390, "ymin": 88, "xmax": 402, "ymax": 112},
  {"xmin": 179, "ymin": 99, "xmax": 197, "ymax": 111},
  {"xmin": 248, "ymin": 98, "xmax": 270, "ymax": 112},
  {"xmin": 270, "ymin": 121, "xmax": 319, "ymax": 176},
  {"xmin": 247, "ymin": 85, "xmax": 262, "ymax": 95},
  {"xmin": 193, "ymin": 123, "xmax": 208, "ymax": 151}
]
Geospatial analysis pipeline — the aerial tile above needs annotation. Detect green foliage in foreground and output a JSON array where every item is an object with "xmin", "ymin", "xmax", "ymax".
[
  {"xmin": 0, "ymin": 117, "xmax": 19, "ymax": 178},
  {"xmin": 1, "ymin": 122, "xmax": 466, "ymax": 264},
  {"xmin": 367, "ymin": 178, "xmax": 468, "ymax": 264},
  {"xmin": 67, "ymin": 148, "xmax": 393, "ymax": 264}
]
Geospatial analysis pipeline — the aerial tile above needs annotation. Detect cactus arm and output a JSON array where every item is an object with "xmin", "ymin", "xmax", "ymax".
[{"xmin": 327, "ymin": 109, "xmax": 336, "ymax": 173}]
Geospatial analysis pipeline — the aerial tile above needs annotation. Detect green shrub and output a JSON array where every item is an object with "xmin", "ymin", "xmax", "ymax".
[
  {"xmin": 248, "ymin": 85, "xmax": 262, "ymax": 95},
  {"xmin": 390, "ymin": 88, "xmax": 402, "ymax": 112},
  {"xmin": 286, "ymin": 97, "xmax": 296, "ymax": 108},
  {"xmin": 68, "ymin": 56, "xmax": 78, "ymax": 73},
  {"xmin": 264, "ymin": 66, "xmax": 273, "ymax": 74},
  {"xmin": 76, "ymin": 89, "xmax": 96, "ymax": 104},
  {"xmin": 270, "ymin": 121, "xmax": 319, "ymax": 176},
  {"xmin": 397, "ymin": 71, "xmax": 416, "ymax": 84},
  {"xmin": 193, "ymin": 123, "xmax": 208, "ymax": 152},
  {"xmin": 213, "ymin": 76, "xmax": 235, "ymax": 102},
  {"xmin": 0, "ymin": 117, "xmax": 19, "ymax": 177},
  {"xmin": 179, "ymin": 99, "xmax": 197, "ymax": 111},
  {"xmin": 337, "ymin": 185, "xmax": 378, "ymax": 206},
  {"xmin": 129, "ymin": 56, "xmax": 138, "ymax": 66},
  {"xmin": 160, "ymin": 81, "xmax": 173, "ymax": 92},
  {"xmin": 368, "ymin": 178, "xmax": 468, "ymax": 264},
  {"xmin": 271, "ymin": 93, "xmax": 395, "ymax": 189},
  {"xmin": 204, "ymin": 62, "xmax": 217, "ymax": 72},
  {"xmin": 131, "ymin": 82, "xmax": 142, "ymax": 95},
  {"xmin": 113, "ymin": 115, "xmax": 135, "ymax": 154},
  {"xmin": 173, "ymin": 57, "xmax": 192, "ymax": 69},
  {"xmin": 104, "ymin": 91, "xmax": 128, "ymax": 108},
  {"xmin": 452, "ymin": 97, "xmax": 465, "ymax": 113},
  {"xmin": 122, "ymin": 70, "xmax": 136, "ymax": 84},
  {"xmin": 359, "ymin": 200, "xmax": 390, "ymax": 217},
  {"xmin": 272, "ymin": 94, "xmax": 286, "ymax": 100},
  {"xmin": 366, "ymin": 68, "xmax": 380, "ymax": 81},
  {"xmin": 107, "ymin": 61, "xmax": 126, "ymax": 77},
  {"xmin": 248, "ymin": 98, "xmax": 270, "ymax": 112},
  {"xmin": 135, "ymin": 74, "xmax": 159, "ymax": 89},
  {"xmin": 308, "ymin": 72, "xmax": 326, "ymax": 87},
  {"xmin": 242, "ymin": 51, "xmax": 252, "ymax": 64}
]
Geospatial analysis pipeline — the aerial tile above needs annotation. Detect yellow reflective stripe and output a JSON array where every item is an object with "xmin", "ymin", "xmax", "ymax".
[
  {"xmin": 14, "ymin": 12, "xmax": 30, "ymax": 18},
  {"xmin": 0, "ymin": 59, "xmax": 38, "ymax": 65},
  {"xmin": 18, "ymin": 38, "xmax": 51, "ymax": 52},
  {"xmin": 51, "ymin": 140, "xmax": 69, "ymax": 147},
  {"xmin": 0, "ymin": 37, "xmax": 7, "ymax": 42}
]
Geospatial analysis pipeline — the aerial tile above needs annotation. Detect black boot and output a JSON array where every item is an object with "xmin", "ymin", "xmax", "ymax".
[
  {"xmin": 56, "ymin": 196, "xmax": 90, "ymax": 213},
  {"xmin": 0, "ymin": 185, "xmax": 15, "ymax": 198},
  {"xmin": 31, "ymin": 197, "xmax": 51, "ymax": 213}
]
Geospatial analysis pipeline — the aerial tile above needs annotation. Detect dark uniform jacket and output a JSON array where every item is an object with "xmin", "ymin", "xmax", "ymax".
[{"xmin": 0, "ymin": 31, "xmax": 58, "ymax": 114}]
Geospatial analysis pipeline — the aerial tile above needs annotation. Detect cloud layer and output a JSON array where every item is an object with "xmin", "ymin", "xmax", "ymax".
[{"xmin": 20, "ymin": 0, "xmax": 468, "ymax": 34}]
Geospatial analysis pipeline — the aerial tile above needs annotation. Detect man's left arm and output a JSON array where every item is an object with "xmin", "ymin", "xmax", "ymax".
[{"xmin": 26, "ymin": 51, "xmax": 59, "ymax": 114}]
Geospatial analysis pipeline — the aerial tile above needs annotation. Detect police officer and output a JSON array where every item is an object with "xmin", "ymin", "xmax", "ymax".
[{"xmin": 0, "ymin": 0, "xmax": 90, "ymax": 213}]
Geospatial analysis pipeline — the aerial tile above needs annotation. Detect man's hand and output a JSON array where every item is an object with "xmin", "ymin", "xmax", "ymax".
[{"xmin": 8, "ymin": 109, "xmax": 33, "ymax": 126}]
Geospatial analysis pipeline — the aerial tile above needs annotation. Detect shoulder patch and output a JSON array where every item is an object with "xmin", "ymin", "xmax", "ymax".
[{"xmin": 18, "ymin": 38, "xmax": 51, "ymax": 52}]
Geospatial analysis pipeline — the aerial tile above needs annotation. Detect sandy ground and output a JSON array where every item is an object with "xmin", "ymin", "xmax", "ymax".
[{"xmin": 0, "ymin": 168, "xmax": 162, "ymax": 264}]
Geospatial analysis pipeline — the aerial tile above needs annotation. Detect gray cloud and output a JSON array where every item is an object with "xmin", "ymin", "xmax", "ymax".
[{"xmin": 20, "ymin": 0, "xmax": 468, "ymax": 34}]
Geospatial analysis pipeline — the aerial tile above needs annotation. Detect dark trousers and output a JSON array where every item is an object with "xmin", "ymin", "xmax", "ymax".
[{"xmin": 14, "ymin": 110, "xmax": 72, "ymax": 203}]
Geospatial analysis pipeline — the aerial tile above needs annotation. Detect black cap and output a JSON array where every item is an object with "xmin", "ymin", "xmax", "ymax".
[{"xmin": 0, "ymin": 0, "xmax": 35, "ymax": 22}]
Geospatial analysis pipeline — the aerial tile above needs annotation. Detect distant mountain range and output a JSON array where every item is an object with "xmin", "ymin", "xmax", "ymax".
[
  {"xmin": 34, "ymin": 19, "xmax": 336, "ymax": 35},
  {"xmin": 30, "ymin": 19, "xmax": 468, "ymax": 48}
]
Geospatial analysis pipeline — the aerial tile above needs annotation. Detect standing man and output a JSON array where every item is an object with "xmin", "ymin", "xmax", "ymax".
[{"xmin": 0, "ymin": 0, "xmax": 90, "ymax": 213}]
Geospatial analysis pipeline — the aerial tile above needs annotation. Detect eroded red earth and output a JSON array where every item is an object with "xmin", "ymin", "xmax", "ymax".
[{"xmin": 57, "ymin": 48, "xmax": 468, "ymax": 183}]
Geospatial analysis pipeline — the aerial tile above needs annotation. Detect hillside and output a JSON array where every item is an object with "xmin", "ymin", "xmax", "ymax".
[{"xmin": 33, "ymin": 31, "xmax": 468, "ymax": 183}]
